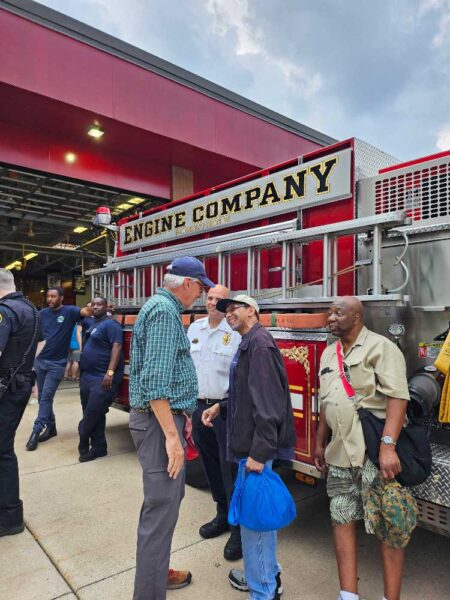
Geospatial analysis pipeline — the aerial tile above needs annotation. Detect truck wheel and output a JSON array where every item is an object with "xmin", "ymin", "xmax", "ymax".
[{"xmin": 186, "ymin": 455, "xmax": 209, "ymax": 489}]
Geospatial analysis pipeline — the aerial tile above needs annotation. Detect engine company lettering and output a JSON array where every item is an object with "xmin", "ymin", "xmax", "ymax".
[{"xmin": 122, "ymin": 150, "xmax": 351, "ymax": 250}]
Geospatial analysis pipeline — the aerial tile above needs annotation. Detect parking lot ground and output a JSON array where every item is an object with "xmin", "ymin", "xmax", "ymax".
[{"xmin": 1, "ymin": 384, "xmax": 449, "ymax": 600}]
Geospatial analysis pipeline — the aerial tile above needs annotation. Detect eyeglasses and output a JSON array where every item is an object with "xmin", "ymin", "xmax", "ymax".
[
  {"xmin": 189, "ymin": 278, "xmax": 205, "ymax": 292},
  {"xmin": 225, "ymin": 304, "xmax": 247, "ymax": 315}
]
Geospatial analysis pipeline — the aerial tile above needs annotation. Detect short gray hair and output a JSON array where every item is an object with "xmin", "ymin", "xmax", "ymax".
[
  {"xmin": 0, "ymin": 268, "xmax": 16, "ymax": 291},
  {"xmin": 163, "ymin": 273, "xmax": 186, "ymax": 289}
]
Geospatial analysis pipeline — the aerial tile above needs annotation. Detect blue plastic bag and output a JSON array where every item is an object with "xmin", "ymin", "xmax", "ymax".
[{"xmin": 229, "ymin": 459, "xmax": 297, "ymax": 531}]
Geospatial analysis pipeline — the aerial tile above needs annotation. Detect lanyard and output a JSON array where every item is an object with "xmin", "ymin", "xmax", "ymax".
[{"xmin": 336, "ymin": 341, "xmax": 357, "ymax": 399}]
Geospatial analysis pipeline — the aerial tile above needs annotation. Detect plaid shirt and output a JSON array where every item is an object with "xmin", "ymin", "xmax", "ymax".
[{"xmin": 129, "ymin": 288, "xmax": 198, "ymax": 413}]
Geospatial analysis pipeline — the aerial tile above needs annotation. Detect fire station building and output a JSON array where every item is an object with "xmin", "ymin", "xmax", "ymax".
[{"xmin": 0, "ymin": 0, "xmax": 334, "ymax": 303}]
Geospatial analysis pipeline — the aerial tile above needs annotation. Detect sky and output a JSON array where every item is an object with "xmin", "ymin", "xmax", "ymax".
[{"xmin": 36, "ymin": 0, "xmax": 450, "ymax": 161}]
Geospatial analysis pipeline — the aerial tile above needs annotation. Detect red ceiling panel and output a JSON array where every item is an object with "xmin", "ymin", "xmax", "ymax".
[
  {"xmin": 0, "ymin": 83, "xmax": 259, "ymax": 197},
  {"xmin": 0, "ymin": 119, "xmax": 171, "ymax": 197},
  {"xmin": 0, "ymin": 9, "xmax": 323, "ymax": 169}
]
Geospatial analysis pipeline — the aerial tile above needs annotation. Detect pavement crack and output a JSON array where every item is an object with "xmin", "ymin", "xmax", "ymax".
[
  {"xmin": 25, "ymin": 523, "xmax": 80, "ymax": 599},
  {"xmin": 22, "ymin": 450, "xmax": 135, "ymax": 476},
  {"xmin": 75, "ymin": 565, "xmax": 136, "ymax": 592},
  {"xmin": 171, "ymin": 536, "xmax": 217, "ymax": 554},
  {"xmin": 76, "ymin": 536, "xmax": 213, "ymax": 592}
]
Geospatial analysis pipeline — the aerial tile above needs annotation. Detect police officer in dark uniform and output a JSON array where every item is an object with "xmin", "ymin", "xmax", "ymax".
[{"xmin": 0, "ymin": 269, "xmax": 43, "ymax": 537}]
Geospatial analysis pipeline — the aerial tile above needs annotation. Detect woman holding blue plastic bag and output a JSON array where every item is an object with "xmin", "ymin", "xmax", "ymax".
[{"xmin": 202, "ymin": 295, "xmax": 297, "ymax": 600}]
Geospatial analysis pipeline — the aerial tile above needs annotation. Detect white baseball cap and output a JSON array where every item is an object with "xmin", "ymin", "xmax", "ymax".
[{"xmin": 216, "ymin": 294, "xmax": 259, "ymax": 314}]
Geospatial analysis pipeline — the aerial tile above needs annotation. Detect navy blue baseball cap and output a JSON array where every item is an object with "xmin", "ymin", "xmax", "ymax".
[{"xmin": 167, "ymin": 256, "xmax": 215, "ymax": 288}]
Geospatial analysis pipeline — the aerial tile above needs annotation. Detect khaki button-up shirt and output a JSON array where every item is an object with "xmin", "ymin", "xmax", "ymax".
[{"xmin": 319, "ymin": 326, "xmax": 410, "ymax": 468}]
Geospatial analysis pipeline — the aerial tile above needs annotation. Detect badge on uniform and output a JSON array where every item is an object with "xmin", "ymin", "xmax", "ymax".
[
  {"xmin": 222, "ymin": 333, "xmax": 231, "ymax": 346},
  {"xmin": 0, "ymin": 313, "xmax": 3, "ymax": 325},
  {"xmin": 192, "ymin": 338, "xmax": 199, "ymax": 344}
]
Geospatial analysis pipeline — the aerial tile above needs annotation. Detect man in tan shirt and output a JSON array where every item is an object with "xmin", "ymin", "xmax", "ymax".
[{"xmin": 314, "ymin": 296, "xmax": 414, "ymax": 600}]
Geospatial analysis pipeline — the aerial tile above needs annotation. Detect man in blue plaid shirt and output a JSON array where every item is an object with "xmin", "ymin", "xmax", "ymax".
[{"xmin": 129, "ymin": 256, "xmax": 214, "ymax": 600}]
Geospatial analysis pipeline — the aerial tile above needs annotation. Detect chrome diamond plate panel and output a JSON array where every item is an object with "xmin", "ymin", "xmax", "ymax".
[
  {"xmin": 269, "ymin": 329, "xmax": 329, "ymax": 342},
  {"xmin": 354, "ymin": 138, "xmax": 399, "ymax": 182},
  {"xmin": 413, "ymin": 442, "xmax": 450, "ymax": 508}
]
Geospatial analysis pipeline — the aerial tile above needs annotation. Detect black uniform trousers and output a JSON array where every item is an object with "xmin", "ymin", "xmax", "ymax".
[
  {"xmin": 0, "ymin": 380, "xmax": 31, "ymax": 529},
  {"xmin": 78, "ymin": 374, "xmax": 118, "ymax": 452},
  {"xmin": 192, "ymin": 399, "xmax": 236, "ymax": 518}
]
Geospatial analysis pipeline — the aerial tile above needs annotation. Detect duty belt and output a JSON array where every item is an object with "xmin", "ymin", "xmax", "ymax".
[
  {"xmin": 0, "ymin": 370, "xmax": 33, "ymax": 399},
  {"xmin": 198, "ymin": 397, "xmax": 227, "ymax": 406}
]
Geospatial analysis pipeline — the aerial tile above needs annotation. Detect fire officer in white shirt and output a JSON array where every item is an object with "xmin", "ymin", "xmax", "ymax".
[{"xmin": 188, "ymin": 285, "xmax": 241, "ymax": 560}]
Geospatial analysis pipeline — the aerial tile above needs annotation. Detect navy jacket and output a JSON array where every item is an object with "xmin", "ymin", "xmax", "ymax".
[{"xmin": 229, "ymin": 322, "xmax": 296, "ymax": 463}]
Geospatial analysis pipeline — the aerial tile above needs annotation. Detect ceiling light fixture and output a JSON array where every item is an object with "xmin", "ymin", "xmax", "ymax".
[
  {"xmin": 65, "ymin": 152, "xmax": 77, "ymax": 164},
  {"xmin": 87, "ymin": 124, "xmax": 104, "ymax": 139},
  {"xmin": 73, "ymin": 226, "xmax": 88, "ymax": 233},
  {"xmin": 5, "ymin": 260, "xmax": 21, "ymax": 271},
  {"xmin": 127, "ymin": 197, "xmax": 145, "ymax": 205},
  {"xmin": 116, "ymin": 203, "xmax": 133, "ymax": 211},
  {"xmin": 24, "ymin": 252, "xmax": 38, "ymax": 261},
  {"xmin": 52, "ymin": 242, "xmax": 77, "ymax": 250}
]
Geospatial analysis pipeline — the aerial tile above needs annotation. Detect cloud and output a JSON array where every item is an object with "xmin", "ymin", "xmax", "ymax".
[
  {"xmin": 204, "ymin": 0, "xmax": 324, "ymax": 100},
  {"xmin": 432, "ymin": 12, "xmax": 450, "ymax": 47},
  {"xmin": 418, "ymin": 0, "xmax": 450, "ymax": 49},
  {"xmin": 34, "ymin": 0, "xmax": 450, "ymax": 160},
  {"xmin": 436, "ymin": 125, "xmax": 450, "ymax": 151},
  {"xmin": 419, "ymin": 0, "xmax": 449, "ymax": 14},
  {"xmin": 206, "ymin": 0, "xmax": 262, "ymax": 56}
]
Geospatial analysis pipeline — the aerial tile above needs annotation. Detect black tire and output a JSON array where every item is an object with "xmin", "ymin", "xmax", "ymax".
[{"xmin": 186, "ymin": 455, "xmax": 209, "ymax": 489}]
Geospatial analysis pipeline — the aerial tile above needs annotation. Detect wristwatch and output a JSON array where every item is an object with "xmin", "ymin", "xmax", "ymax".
[
  {"xmin": 107, "ymin": 369, "xmax": 115, "ymax": 377},
  {"xmin": 380, "ymin": 435, "xmax": 396, "ymax": 446}
]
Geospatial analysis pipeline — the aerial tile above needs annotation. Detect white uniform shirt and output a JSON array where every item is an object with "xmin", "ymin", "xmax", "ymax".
[{"xmin": 187, "ymin": 317, "xmax": 241, "ymax": 400}]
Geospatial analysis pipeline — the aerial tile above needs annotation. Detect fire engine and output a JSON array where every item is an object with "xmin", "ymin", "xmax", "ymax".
[{"xmin": 87, "ymin": 138, "xmax": 450, "ymax": 537}]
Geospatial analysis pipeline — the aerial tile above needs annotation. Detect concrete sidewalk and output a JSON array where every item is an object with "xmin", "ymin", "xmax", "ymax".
[{"xmin": 1, "ymin": 385, "xmax": 449, "ymax": 600}]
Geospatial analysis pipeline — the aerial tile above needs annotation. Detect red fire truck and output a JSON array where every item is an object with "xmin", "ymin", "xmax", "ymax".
[{"xmin": 87, "ymin": 138, "xmax": 450, "ymax": 536}]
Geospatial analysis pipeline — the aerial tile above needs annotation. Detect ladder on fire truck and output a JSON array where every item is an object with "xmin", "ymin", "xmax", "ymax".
[{"xmin": 87, "ymin": 210, "xmax": 411, "ymax": 311}]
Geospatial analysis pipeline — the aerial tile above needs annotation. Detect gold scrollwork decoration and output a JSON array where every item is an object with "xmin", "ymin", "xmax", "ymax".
[{"xmin": 280, "ymin": 345, "xmax": 310, "ymax": 377}]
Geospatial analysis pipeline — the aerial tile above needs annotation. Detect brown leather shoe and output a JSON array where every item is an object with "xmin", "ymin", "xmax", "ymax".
[{"xmin": 167, "ymin": 569, "xmax": 192, "ymax": 590}]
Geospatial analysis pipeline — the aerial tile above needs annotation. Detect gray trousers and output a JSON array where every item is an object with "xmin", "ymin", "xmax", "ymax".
[{"xmin": 130, "ymin": 410, "xmax": 186, "ymax": 600}]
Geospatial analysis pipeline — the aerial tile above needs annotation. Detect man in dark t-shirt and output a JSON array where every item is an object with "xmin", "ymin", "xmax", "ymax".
[
  {"xmin": 26, "ymin": 287, "xmax": 92, "ymax": 451},
  {"xmin": 78, "ymin": 296, "xmax": 123, "ymax": 462}
]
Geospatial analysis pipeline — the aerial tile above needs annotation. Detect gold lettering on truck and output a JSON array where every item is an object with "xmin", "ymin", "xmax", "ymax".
[{"xmin": 120, "ymin": 150, "xmax": 349, "ymax": 250}]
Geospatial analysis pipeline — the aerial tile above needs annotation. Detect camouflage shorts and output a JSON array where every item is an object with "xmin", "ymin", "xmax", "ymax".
[{"xmin": 326, "ymin": 458, "xmax": 417, "ymax": 548}]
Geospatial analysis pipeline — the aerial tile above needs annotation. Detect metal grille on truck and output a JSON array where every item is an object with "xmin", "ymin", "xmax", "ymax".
[{"xmin": 375, "ymin": 159, "xmax": 450, "ymax": 222}]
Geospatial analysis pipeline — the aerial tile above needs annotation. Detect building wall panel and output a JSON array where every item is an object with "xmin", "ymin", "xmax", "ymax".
[{"xmin": 0, "ymin": 10, "xmax": 323, "ymax": 169}]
